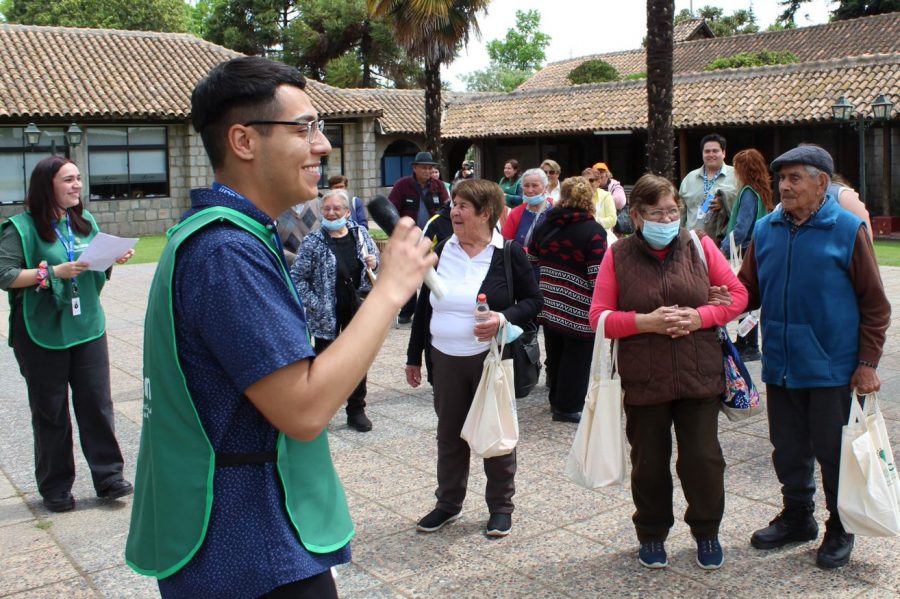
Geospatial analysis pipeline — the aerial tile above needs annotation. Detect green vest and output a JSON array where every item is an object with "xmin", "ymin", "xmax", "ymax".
[
  {"xmin": 725, "ymin": 185, "xmax": 768, "ymax": 240},
  {"xmin": 2, "ymin": 212, "xmax": 105, "ymax": 349},
  {"xmin": 125, "ymin": 206, "xmax": 354, "ymax": 579}
]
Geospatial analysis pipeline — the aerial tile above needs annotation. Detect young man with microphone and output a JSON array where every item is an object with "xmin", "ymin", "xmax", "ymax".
[{"xmin": 126, "ymin": 56, "xmax": 436, "ymax": 598}]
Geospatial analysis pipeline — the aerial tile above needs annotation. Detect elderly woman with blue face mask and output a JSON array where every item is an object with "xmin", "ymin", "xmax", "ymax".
[
  {"xmin": 587, "ymin": 173, "xmax": 748, "ymax": 572},
  {"xmin": 290, "ymin": 189, "xmax": 379, "ymax": 432},
  {"xmin": 501, "ymin": 168, "xmax": 552, "ymax": 271}
]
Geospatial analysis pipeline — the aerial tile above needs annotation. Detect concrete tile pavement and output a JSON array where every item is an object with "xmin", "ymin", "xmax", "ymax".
[{"xmin": 1, "ymin": 262, "xmax": 898, "ymax": 598}]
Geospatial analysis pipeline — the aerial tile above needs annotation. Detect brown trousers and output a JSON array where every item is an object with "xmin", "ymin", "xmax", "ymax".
[
  {"xmin": 624, "ymin": 396, "xmax": 725, "ymax": 541},
  {"xmin": 430, "ymin": 346, "xmax": 516, "ymax": 515}
]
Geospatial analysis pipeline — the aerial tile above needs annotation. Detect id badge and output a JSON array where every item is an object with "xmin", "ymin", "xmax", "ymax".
[{"xmin": 71, "ymin": 297, "xmax": 81, "ymax": 316}]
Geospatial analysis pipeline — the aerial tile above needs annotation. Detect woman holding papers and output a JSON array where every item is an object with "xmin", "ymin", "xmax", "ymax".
[{"xmin": 0, "ymin": 156, "xmax": 133, "ymax": 513}]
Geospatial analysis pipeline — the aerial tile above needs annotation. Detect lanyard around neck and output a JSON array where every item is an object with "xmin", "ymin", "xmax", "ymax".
[{"xmin": 53, "ymin": 213, "xmax": 76, "ymax": 262}]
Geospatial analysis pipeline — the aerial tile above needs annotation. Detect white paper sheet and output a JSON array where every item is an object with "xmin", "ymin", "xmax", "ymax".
[{"xmin": 78, "ymin": 233, "xmax": 138, "ymax": 271}]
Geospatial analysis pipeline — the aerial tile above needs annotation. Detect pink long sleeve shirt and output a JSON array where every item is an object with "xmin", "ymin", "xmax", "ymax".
[{"xmin": 588, "ymin": 234, "xmax": 748, "ymax": 338}]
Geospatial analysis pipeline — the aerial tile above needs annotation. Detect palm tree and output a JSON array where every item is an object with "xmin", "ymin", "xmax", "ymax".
[
  {"xmin": 368, "ymin": 0, "xmax": 489, "ymax": 166},
  {"xmin": 646, "ymin": 0, "xmax": 675, "ymax": 179}
]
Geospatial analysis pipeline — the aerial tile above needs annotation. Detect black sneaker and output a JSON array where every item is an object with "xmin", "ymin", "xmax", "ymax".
[
  {"xmin": 347, "ymin": 412, "xmax": 373, "ymax": 432},
  {"xmin": 416, "ymin": 508, "xmax": 460, "ymax": 532},
  {"xmin": 816, "ymin": 518, "xmax": 854, "ymax": 569},
  {"xmin": 397, "ymin": 315, "xmax": 412, "ymax": 325},
  {"xmin": 97, "ymin": 479, "xmax": 134, "ymax": 500},
  {"xmin": 551, "ymin": 410, "xmax": 581, "ymax": 423},
  {"xmin": 42, "ymin": 491, "xmax": 75, "ymax": 513},
  {"xmin": 485, "ymin": 513, "xmax": 512, "ymax": 538},
  {"xmin": 751, "ymin": 505, "xmax": 818, "ymax": 549}
]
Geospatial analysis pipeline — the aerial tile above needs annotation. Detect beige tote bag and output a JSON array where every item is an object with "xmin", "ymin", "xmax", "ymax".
[
  {"xmin": 838, "ymin": 393, "xmax": 900, "ymax": 537},
  {"xmin": 460, "ymin": 330, "xmax": 519, "ymax": 458},
  {"xmin": 565, "ymin": 310, "xmax": 627, "ymax": 488}
]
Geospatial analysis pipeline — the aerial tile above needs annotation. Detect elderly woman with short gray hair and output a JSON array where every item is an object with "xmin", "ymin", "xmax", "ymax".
[
  {"xmin": 501, "ymin": 168, "xmax": 553, "ymax": 249},
  {"xmin": 290, "ymin": 189, "xmax": 379, "ymax": 431}
]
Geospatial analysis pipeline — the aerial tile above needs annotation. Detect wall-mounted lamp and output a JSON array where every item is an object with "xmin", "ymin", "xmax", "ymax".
[
  {"xmin": 831, "ymin": 94, "xmax": 894, "ymax": 206},
  {"xmin": 65, "ymin": 123, "xmax": 83, "ymax": 147},
  {"xmin": 23, "ymin": 122, "xmax": 42, "ymax": 147}
]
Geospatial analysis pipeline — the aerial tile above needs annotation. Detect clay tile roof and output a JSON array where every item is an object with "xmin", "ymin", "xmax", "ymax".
[
  {"xmin": 442, "ymin": 54, "xmax": 900, "ymax": 139},
  {"xmin": 0, "ymin": 24, "xmax": 384, "ymax": 122},
  {"xmin": 518, "ymin": 12, "xmax": 900, "ymax": 91},
  {"xmin": 343, "ymin": 88, "xmax": 424, "ymax": 134},
  {"xmin": 673, "ymin": 18, "xmax": 714, "ymax": 43}
]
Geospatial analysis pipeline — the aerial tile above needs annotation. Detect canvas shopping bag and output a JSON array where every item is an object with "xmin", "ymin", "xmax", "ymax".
[
  {"xmin": 564, "ymin": 310, "xmax": 627, "ymax": 488},
  {"xmin": 460, "ymin": 331, "xmax": 519, "ymax": 459},
  {"xmin": 727, "ymin": 230, "xmax": 743, "ymax": 274},
  {"xmin": 838, "ymin": 393, "xmax": 900, "ymax": 537}
]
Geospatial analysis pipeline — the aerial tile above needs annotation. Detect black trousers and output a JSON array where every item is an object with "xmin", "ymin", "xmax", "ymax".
[
  {"xmin": 624, "ymin": 396, "xmax": 725, "ymax": 541},
  {"xmin": 430, "ymin": 346, "xmax": 516, "ymax": 514},
  {"xmin": 11, "ymin": 309, "xmax": 124, "ymax": 498},
  {"xmin": 259, "ymin": 570, "xmax": 337, "ymax": 599},
  {"xmin": 314, "ymin": 335, "xmax": 366, "ymax": 415},
  {"xmin": 766, "ymin": 384, "xmax": 852, "ymax": 516},
  {"xmin": 399, "ymin": 291, "xmax": 417, "ymax": 319},
  {"xmin": 543, "ymin": 327, "xmax": 593, "ymax": 414}
]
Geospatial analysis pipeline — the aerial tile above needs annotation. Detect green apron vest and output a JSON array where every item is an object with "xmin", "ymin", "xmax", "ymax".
[
  {"xmin": 125, "ymin": 206, "xmax": 354, "ymax": 579},
  {"xmin": 725, "ymin": 185, "xmax": 768, "ymax": 241},
  {"xmin": 2, "ymin": 212, "xmax": 105, "ymax": 349}
]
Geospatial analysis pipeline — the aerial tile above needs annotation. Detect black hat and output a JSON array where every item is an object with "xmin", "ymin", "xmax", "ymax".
[
  {"xmin": 770, "ymin": 145, "xmax": 834, "ymax": 177},
  {"xmin": 412, "ymin": 151, "xmax": 438, "ymax": 166}
]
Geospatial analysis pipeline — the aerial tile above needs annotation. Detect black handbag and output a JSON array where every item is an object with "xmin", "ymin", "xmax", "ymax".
[
  {"xmin": 613, "ymin": 206, "xmax": 634, "ymax": 235},
  {"xmin": 503, "ymin": 241, "xmax": 541, "ymax": 398}
]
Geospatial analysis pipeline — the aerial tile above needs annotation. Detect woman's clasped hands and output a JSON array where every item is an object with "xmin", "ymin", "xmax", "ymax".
[{"xmin": 639, "ymin": 305, "xmax": 703, "ymax": 338}]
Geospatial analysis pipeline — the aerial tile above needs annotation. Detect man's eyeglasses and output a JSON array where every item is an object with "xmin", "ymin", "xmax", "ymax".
[
  {"xmin": 242, "ymin": 119, "xmax": 325, "ymax": 144},
  {"xmin": 642, "ymin": 207, "xmax": 681, "ymax": 221},
  {"xmin": 587, "ymin": 178, "xmax": 597, "ymax": 183}
]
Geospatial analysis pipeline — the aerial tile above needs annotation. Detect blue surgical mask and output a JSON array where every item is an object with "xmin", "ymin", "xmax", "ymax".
[
  {"xmin": 321, "ymin": 217, "xmax": 347, "ymax": 231},
  {"xmin": 641, "ymin": 219, "xmax": 680, "ymax": 249},
  {"xmin": 524, "ymin": 193, "xmax": 546, "ymax": 206}
]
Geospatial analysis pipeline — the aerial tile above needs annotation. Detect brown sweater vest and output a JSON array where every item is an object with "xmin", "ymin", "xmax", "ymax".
[{"xmin": 612, "ymin": 230, "xmax": 724, "ymax": 405}]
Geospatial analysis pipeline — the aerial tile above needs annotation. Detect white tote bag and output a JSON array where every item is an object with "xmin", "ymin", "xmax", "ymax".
[
  {"xmin": 564, "ymin": 310, "xmax": 627, "ymax": 488},
  {"xmin": 460, "ymin": 332, "xmax": 519, "ymax": 459},
  {"xmin": 727, "ymin": 230, "xmax": 743, "ymax": 274},
  {"xmin": 838, "ymin": 393, "xmax": 900, "ymax": 537}
]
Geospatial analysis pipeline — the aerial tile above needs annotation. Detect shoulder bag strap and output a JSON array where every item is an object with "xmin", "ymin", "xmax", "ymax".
[{"xmin": 503, "ymin": 239, "xmax": 514, "ymax": 306}]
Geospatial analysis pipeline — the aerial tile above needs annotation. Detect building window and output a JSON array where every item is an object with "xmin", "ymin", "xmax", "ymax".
[
  {"xmin": 318, "ymin": 124, "xmax": 344, "ymax": 188},
  {"xmin": 381, "ymin": 140, "xmax": 419, "ymax": 186},
  {"xmin": 0, "ymin": 127, "xmax": 71, "ymax": 204},
  {"xmin": 87, "ymin": 126, "xmax": 169, "ymax": 199}
]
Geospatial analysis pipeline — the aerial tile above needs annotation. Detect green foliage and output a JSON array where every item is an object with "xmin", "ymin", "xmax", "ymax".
[
  {"xmin": 567, "ymin": 59, "xmax": 619, "ymax": 85},
  {"xmin": 2, "ymin": 0, "xmax": 190, "ymax": 32},
  {"xmin": 324, "ymin": 52, "xmax": 363, "ymax": 88},
  {"xmin": 778, "ymin": 0, "xmax": 899, "ymax": 26},
  {"xmin": 203, "ymin": 0, "xmax": 423, "ymax": 87},
  {"xmin": 461, "ymin": 9, "xmax": 549, "ymax": 92},
  {"xmin": 675, "ymin": 5, "xmax": 759, "ymax": 37},
  {"xmin": 485, "ymin": 9, "xmax": 550, "ymax": 72},
  {"xmin": 705, "ymin": 49, "xmax": 799, "ymax": 70},
  {"xmin": 623, "ymin": 71, "xmax": 647, "ymax": 80},
  {"xmin": 188, "ymin": 0, "xmax": 213, "ymax": 37}
]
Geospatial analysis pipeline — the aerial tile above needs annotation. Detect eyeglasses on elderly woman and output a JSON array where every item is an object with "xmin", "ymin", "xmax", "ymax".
[{"xmin": 641, "ymin": 207, "xmax": 681, "ymax": 221}]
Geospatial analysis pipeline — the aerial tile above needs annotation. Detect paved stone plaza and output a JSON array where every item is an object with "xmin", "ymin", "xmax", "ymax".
[{"xmin": 1, "ymin": 262, "xmax": 898, "ymax": 598}]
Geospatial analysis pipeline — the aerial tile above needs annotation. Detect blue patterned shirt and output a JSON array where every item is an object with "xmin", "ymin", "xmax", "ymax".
[{"xmin": 157, "ymin": 187, "xmax": 350, "ymax": 598}]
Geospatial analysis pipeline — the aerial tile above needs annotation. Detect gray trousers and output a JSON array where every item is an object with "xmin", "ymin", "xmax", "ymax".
[
  {"xmin": 430, "ymin": 346, "xmax": 516, "ymax": 515},
  {"xmin": 11, "ymin": 309, "xmax": 124, "ymax": 498}
]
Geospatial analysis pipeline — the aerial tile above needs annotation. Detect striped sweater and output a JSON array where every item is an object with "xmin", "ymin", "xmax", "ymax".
[{"xmin": 528, "ymin": 207, "xmax": 608, "ymax": 338}]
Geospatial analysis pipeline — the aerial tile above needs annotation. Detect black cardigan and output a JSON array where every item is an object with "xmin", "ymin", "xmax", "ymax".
[{"xmin": 406, "ymin": 239, "xmax": 542, "ymax": 383}]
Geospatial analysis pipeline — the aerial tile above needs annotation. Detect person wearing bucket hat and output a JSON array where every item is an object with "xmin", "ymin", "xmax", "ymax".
[
  {"xmin": 738, "ymin": 144, "xmax": 890, "ymax": 570},
  {"xmin": 592, "ymin": 162, "xmax": 627, "ymax": 211},
  {"xmin": 389, "ymin": 151, "xmax": 450, "ymax": 323}
]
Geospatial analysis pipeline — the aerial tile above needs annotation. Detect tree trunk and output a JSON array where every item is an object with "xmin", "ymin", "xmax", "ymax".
[
  {"xmin": 646, "ymin": 0, "xmax": 675, "ymax": 180},
  {"xmin": 424, "ymin": 58, "xmax": 443, "ymax": 166},
  {"xmin": 361, "ymin": 19, "xmax": 372, "ymax": 88}
]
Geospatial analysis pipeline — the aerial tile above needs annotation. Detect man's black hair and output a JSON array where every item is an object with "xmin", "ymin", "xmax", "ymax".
[
  {"xmin": 191, "ymin": 56, "xmax": 307, "ymax": 170},
  {"xmin": 700, "ymin": 133, "xmax": 727, "ymax": 153}
]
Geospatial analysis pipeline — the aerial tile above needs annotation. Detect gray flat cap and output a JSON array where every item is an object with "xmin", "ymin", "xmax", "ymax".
[{"xmin": 770, "ymin": 145, "xmax": 834, "ymax": 176}]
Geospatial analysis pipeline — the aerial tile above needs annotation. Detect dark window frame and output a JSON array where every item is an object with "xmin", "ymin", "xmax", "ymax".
[{"xmin": 87, "ymin": 126, "xmax": 170, "ymax": 200}]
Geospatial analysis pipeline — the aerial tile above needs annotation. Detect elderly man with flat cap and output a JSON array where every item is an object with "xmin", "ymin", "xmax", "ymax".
[{"xmin": 738, "ymin": 145, "xmax": 890, "ymax": 570}]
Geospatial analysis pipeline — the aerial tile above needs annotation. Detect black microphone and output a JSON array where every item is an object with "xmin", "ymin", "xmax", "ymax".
[{"xmin": 367, "ymin": 195, "xmax": 446, "ymax": 299}]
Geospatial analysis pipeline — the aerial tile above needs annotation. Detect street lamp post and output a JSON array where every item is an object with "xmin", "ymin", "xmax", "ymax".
[{"xmin": 832, "ymin": 95, "xmax": 894, "ymax": 209}]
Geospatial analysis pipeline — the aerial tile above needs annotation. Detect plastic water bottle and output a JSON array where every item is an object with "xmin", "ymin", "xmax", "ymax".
[
  {"xmin": 737, "ymin": 310, "xmax": 760, "ymax": 337},
  {"xmin": 474, "ymin": 293, "xmax": 490, "ymax": 341}
]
